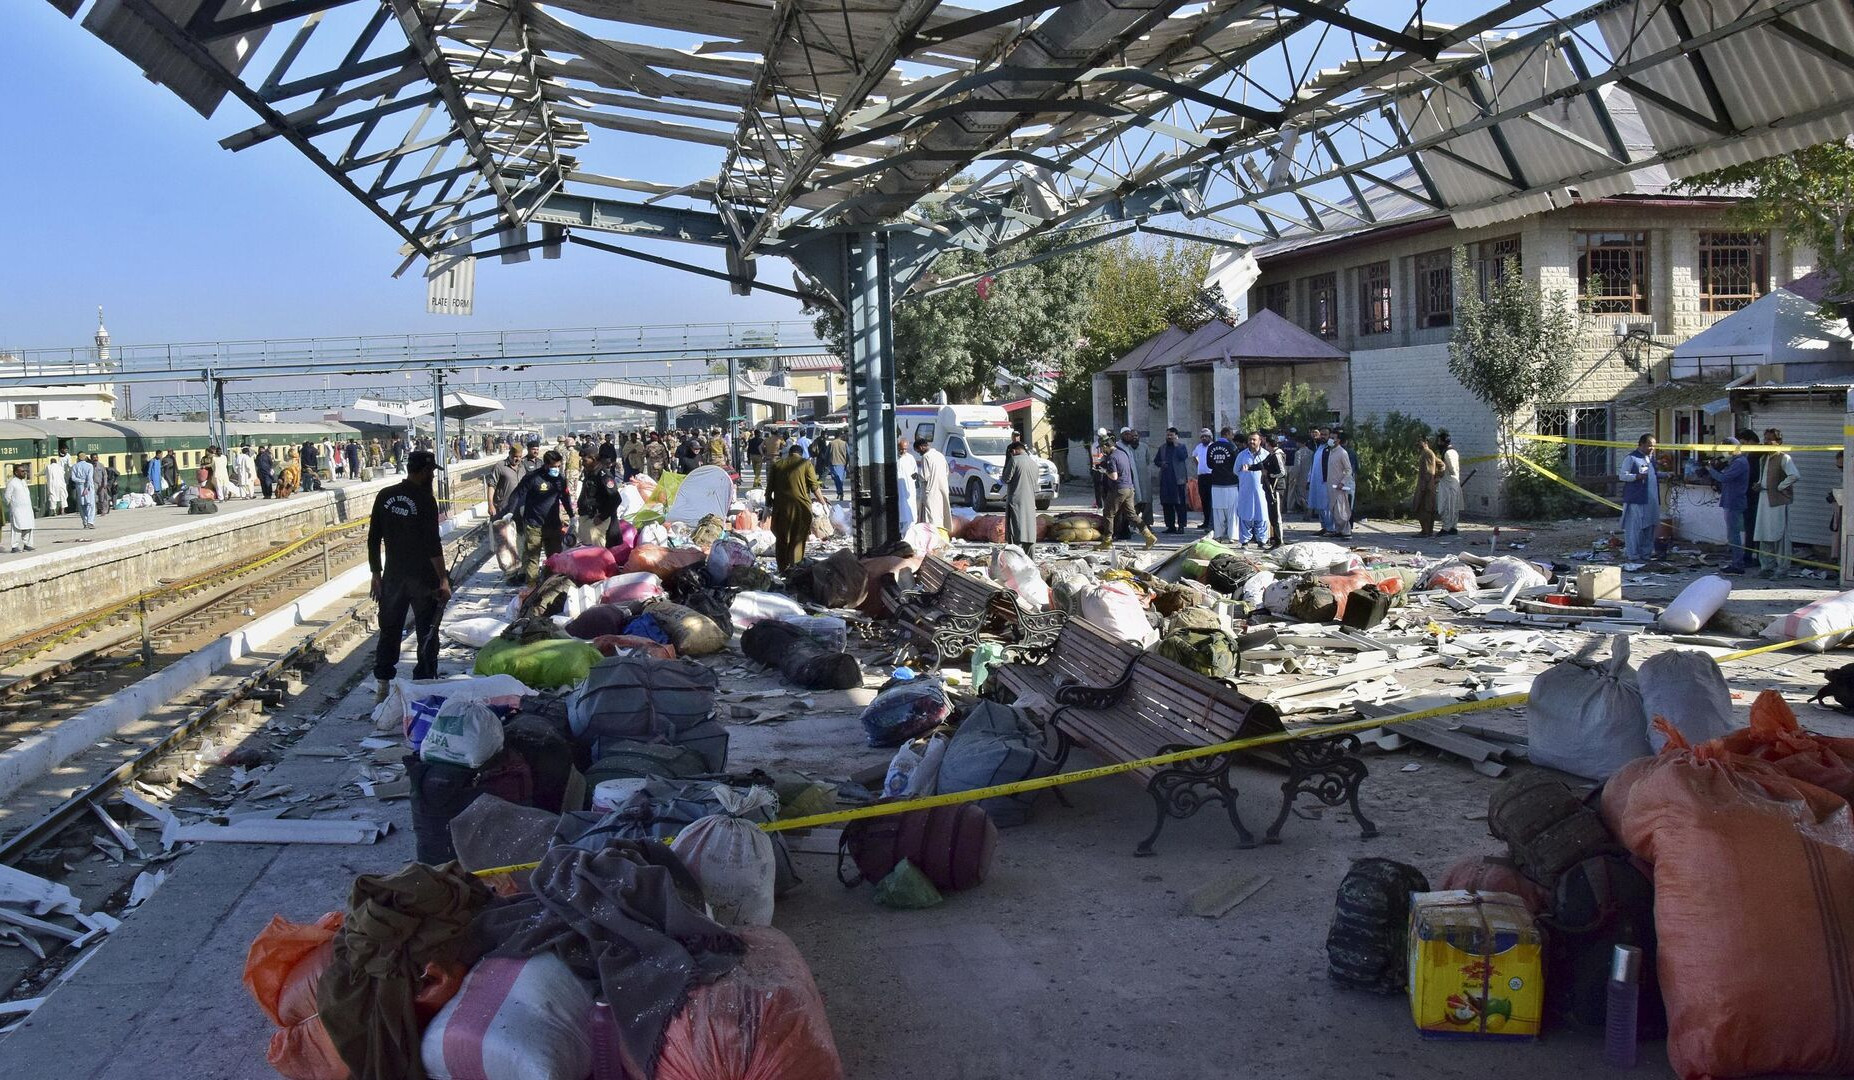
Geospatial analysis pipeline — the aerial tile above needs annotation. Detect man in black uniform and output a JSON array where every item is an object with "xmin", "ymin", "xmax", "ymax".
[
  {"xmin": 369, "ymin": 451, "xmax": 449, "ymax": 703},
  {"xmin": 502, "ymin": 449, "xmax": 575, "ymax": 585}
]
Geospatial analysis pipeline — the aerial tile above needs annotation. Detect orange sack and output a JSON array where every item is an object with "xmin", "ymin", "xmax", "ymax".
[
  {"xmin": 654, "ymin": 925, "xmax": 844, "ymax": 1080},
  {"xmin": 623, "ymin": 544, "xmax": 707, "ymax": 580},
  {"xmin": 245, "ymin": 914, "xmax": 467, "ymax": 1080},
  {"xmin": 1602, "ymin": 710, "xmax": 1854, "ymax": 1079}
]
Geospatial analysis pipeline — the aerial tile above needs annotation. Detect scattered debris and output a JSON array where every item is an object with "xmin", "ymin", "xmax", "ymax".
[{"xmin": 1187, "ymin": 872, "xmax": 1272, "ymax": 918}]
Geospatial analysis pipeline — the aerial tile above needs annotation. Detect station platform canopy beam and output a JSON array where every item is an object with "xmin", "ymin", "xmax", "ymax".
[{"xmin": 46, "ymin": 0, "xmax": 1854, "ymax": 546}]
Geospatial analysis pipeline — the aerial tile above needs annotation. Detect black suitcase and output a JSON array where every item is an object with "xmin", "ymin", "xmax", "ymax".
[
  {"xmin": 1340, "ymin": 583, "xmax": 1394, "ymax": 630},
  {"xmin": 406, "ymin": 750, "xmax": 533, "ymax": 864}
]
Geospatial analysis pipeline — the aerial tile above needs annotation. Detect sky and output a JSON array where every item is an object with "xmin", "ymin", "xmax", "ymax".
[{"xmin": 0, "ymin": 3, "xmax": 806, "ymax": 361}]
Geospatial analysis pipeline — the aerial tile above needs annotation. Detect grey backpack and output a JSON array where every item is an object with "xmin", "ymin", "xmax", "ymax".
[{"xmin": 931, "ymin": 701, "xmax": 1058, "ymax": 827}]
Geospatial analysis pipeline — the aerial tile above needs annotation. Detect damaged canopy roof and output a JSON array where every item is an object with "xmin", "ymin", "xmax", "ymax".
[{"xmin": 53, "ymin": 0, "xmax": 1854, "ymax": 282}]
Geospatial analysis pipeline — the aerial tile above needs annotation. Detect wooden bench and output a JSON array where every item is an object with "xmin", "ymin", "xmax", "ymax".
[
  {"xmin": 890, "ymin": 554, "xmax": 1068, "ymax": 667},
  {"xmin": 987, "ymin": 618, "xmax": 1376, "ymax": 855}
]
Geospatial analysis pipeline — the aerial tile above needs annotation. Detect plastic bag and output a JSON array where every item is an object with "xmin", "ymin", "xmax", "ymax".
[
  {"xmin": 623, "ymin": 543, "xmax": 706, "ymax": 580},
  {"xmin": 1760, "ymin": 587, "xmax": 1854, "ymax": 651},
  {"xmin": 1423, "ymin": 563, "xmax": 1476, "ymax": 592},
  {"xmin": 670, "ymin": 785, "xmax": 779, "ymax": 926},
  {"xmin": 491, "ymin": 519, "xmax": 519, "ymax": 573},
  {"xmin": 439, "ymin": 616, "xmax": 508, "ymax": 649},
  {"xmin": 1706, "ymin": 690, "xmax": 1854, "ymax": 799},
  {"xmin": 1526, "ymin": 637, "xmax": 1651, "ymax": 780},
  {"xmin": 882, "ymin": 741, "xmax": 923, "ymax": 798},
  {"xmin": 860, "ymin": 677, "xmax": 951, "ymax": 747},
  {"xmin": 874, "ymin": 860, "xmax": 944, "ymax": 909},
  {"xmin": 421, "ymin": 955, "xmax": 593, "ymax": 1080},
  {"xmin": 375, "ymin": 674, "xmax": 534, "ymax": 742},
  {"xmin": 420, "ymin": 697, "xmax": 505, "ymax": 768},
  {"xmin": 1075, "ymin": 581, "xmax": 1156, "ymax": 647},
  {"xmin": 1261, "ymin": 576, "xmax": 1298, "ymax": 615},
  {"xmin": 988, "ymin": 547, "xmax": 1051, "ymax": 610},
  {"xmin": 472, "ymin": 637, "xmax": 602, "ymax": 690},
  {"xmin": 1658, "ymin": 574, "xmax": 1731, "ymax": 633},
  {"xmin": 244, "ymin": 912, "xmax": 350, "ymax": 1080},
  {"xmin": 902, "ymin": 522, "xmax": 945, "ymax": 557},
  {"xmin": 653, "ymin": 926, "xmax": 845, "ymax": 1080},
  {"xmin": 828, "ymin": 503, "xmax": 853, "ymax": 537},
  {"xmin": 729, "ymin": 591, "xmax": 807, "ymax": 631},
  {"xmin": 970, "ymin": 640, "xmax": 1005, "ymax": 691},
  {"xmin": 1638, "ymin": 648, "xmax": 1736, "ymax": 751},
  {"xmin": 785, "ymin": 615, "xmax": 847, "ymax": 651},
  {"xmin": 706, "ymin": 536, "xmax": 756, "ymax": 585},
  {"xmin": 543, "ymin": 544, "xmax": 619, "ymax": 585}
]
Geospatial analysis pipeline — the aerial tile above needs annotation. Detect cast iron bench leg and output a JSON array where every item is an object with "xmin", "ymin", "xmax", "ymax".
[
  {"xmin": 1135, "ymin": 746, "xmax": 1255, "ymax": 857},
  {"xmin": 1264, "ymin": 734, "xmax": 1377, "ymax": 843}
]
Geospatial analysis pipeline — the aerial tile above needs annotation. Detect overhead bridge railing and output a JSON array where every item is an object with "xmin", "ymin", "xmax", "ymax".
[{"xmin": 2, "ymin": 321, "xmax": 828, "ymax": 387}]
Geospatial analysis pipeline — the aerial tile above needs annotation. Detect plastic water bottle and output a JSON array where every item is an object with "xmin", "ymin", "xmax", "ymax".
[
  {"xmin": 1604, "ymin": 945, "xmax": 1643, "ymax": 1068},
  {"xmin": 590, "ymin": 1000, "xmax": 623, "ymax": 1080}
]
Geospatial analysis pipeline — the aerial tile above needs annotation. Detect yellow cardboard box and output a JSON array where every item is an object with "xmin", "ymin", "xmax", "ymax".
[{"xmin": 1408, "ymin": 890, "xmax": 1543, "ymax": 1040}]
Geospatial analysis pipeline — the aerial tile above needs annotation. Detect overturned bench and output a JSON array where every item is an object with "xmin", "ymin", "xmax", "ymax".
[
  {"xmin": 890, "ymin": 554, "xmax": 1066, "ymax": 667},
  {"xmin": 987, "ymin": 618, "xmax": 1376, "ymax": 855}
]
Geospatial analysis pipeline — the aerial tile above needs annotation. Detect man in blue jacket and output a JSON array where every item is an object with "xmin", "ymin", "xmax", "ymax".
[
  {"xmin": 1155, "ymin": 428, "xmax": 1192, "ymax": 534},
  {"xmin": 1706, "ymin": 437, "xmax": 1753, "ymax": 572}
]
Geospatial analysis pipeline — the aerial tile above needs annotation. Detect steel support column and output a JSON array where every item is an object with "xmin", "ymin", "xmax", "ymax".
[
  {"xmin": 431, "ymin": 369, "xmax": 450, "ymax": 509},
  {"xmin": 844, "ymin": 232, "xmax": 898, "ymax": 552}
]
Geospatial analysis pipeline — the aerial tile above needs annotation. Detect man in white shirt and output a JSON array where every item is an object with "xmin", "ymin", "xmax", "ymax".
[
  {"xmin": 4, "ymin": 464, "xmax": 35, "ymax": 552},
  {"xmin": 45, "ymin": 452, "xmax": 68, "ymax": 517}
]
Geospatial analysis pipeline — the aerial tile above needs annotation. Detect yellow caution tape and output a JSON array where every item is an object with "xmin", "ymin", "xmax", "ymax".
[
  {"xmin": 1518, "ymin": 433, "xmax": 1838, "ymax": 453},
  {"xmin": 469, "ymin": 619, "xmax": 1854, "ymax": 880},
  {"xmin": 1504, "ymin": 452, "xmax": 1840, "ymax": 572}
]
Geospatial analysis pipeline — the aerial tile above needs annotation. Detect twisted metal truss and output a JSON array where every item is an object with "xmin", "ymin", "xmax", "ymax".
[{"xmin": 53, "ymin": 0, "xmax": 1854, "ymax": 293}]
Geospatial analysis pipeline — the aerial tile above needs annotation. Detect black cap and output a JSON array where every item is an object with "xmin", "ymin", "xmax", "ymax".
[{"xmin": 408, "ymin": 450, "xmax": 436, "ymax": 473}]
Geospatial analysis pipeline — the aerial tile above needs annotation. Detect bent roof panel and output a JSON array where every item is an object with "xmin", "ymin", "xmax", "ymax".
[{"xmin": 1175, "ymin": 310, "xmax": 1348, "ymax": 366}]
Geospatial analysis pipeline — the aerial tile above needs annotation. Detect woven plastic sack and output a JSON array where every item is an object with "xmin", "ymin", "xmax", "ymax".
[
  {"xmin": 439, "ymin": 616, "xmax": 507, "ymax": 649},
  {"xmin": 543, "ymin": 544, "xmax": 618, "ymax": 585},
  {"xmin": 1761, "ymin": 587, "xmax": 1854, "ymax": 651},
  {"xmin": 670, "ymin": 785, "xmax": 779, "ymax": 925},
  {"xmin": 1479, "ymin": 555, "xmax": 1547, "ymax": 591},
  {"xmin": 472, "ymin": 637, "xmax": 602, "ymax": 690},
  {"xmin": 1527, "ymin": 637, "xmax": 1651, "ymax": 780},
  {"xmin": 421, "ymin": 954, "xmax": 592, "ymax": 1080},
  {"xmin": 590, "ymin": 634, "xmax": 678, "ymax": 660},
  {"xmin": 962, "ymin": 514, "xmax": 1006, "ymax": 543},
  {"xmin": 644, "ymin": 600, "xmax": 730, "ymax": 656},
  {"xmin": 1075, "ymin": 581, "xmax": 1156, "ymax": 647},
  {"xmin": 1278, "ymin": 541, "xmax": 1356, "ymax": 572},
  {"xmin": 988, "ymin": 547, "xmax": 1051, "ymax": 609},
  {"xmin": 491, "ymin": 519, "xmax": 519, "ymax": 572},
  {"xmin": 623, "ymin": 543, "xmax": 706, "ymax": 580},
  {"xmin": 1602, "ymin": 725, "xmax": 1854, "ymax": 1080},
  {"xmin": 600, "ymin": 571, "xmax": 667, "ymax": 605},
  {"xmin": 563, "ymin": 603, "xmax": 633, "ymax": 640},
  {"xmin": 1638, "ymin": 648, "xmax": 1736, "ymax": 752},
  {"xmin": 1423, "ymin": 563, "xmax": 1476, "ymax": 592},
  {"xmin": 730, "ymin": 591, "xmax": 806, "ymax": 631},
  {"xmin": 420, "ymin": 697, "xmax": 505, "ymax": 768},
  {"xmin": 1708, "ymin": 690, "xmax": 1854, "ymax": 800},
  {"xmin": 1659, "ymin": 574, "xmax": 1732, "ymax": 634},
  {"xmin": 653, "ymin": 926, "xmax": 845, "ymax": 1080}
]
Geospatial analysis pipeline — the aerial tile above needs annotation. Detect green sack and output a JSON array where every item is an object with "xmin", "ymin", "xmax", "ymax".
[
  {"xmin": 874, "ymin": 859, "xmax": 944, "ymax": 909},
  {"xmin": 1156, "ymin": 627, "xmax": 1237, "ymax": 679},
  {"xmin": 473, "ymin": 637, "xmax": 602, "ymax": 689}
]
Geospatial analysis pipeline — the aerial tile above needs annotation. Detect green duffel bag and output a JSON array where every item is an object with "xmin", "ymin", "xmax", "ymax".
[
  {"xmin": 1155, "ymin": 626, "xmax": 1237, "ymax": 679},
  {"xmin": 584, "ymin": 740, "xmax": 710, "ymax": 788}
]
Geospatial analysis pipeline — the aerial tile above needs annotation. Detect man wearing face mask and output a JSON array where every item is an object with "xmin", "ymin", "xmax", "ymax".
[
  {"xmin": 502, "ymin": 449, "xmax": 576, "ymax": 585},
  {"xmin": 368, "ymin": 451, "xmax": 449, "ymax": 703}
]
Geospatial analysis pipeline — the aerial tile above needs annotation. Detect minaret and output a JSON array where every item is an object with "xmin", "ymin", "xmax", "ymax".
[{"xmin": 96, "ymin": 306, "xmax": 128, "ymax": 418}]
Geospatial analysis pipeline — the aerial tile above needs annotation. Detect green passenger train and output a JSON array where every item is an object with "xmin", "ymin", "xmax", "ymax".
[{"xmin": 0, "ymin": 419, "xmax": 360, "ymax": 511}]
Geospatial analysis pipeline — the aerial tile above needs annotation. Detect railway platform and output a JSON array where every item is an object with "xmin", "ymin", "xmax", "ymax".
[{"xmin": 0, "ymin": 460, "xmax": 496, "ymax": 644}]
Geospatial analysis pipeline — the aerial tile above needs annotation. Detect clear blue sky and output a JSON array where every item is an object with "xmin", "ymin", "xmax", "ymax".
[{"xmin": 0, "ymin": 3, "xmax": 805, "ymax": 355}]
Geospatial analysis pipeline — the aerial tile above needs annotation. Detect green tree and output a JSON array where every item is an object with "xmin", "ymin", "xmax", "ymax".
[
  {"xmin": 1447, "ymin": 247, "xmax": 1579, "ymax": 459},
  {"xmin": 1343, "ymin": 412, "xmax": 1432, "ymax": 519},
  {"xmin": 1272, "ymin": 381, "xmax": 1332, "ymax": 437},
  {"xmin": 1239, "ymin": 399, "xmax": 1277, "ymax": 435},
  {"xmin": 812, "ymin": 236, "xmax": 1096, "ymax": 403},
  {"xmin": 1673, "ymin": 138, "xmax": 1854, "ymax": 314},
  {"xmin": 1048, "ymin": 235, "xmax": 1227, "ymax": 437}
]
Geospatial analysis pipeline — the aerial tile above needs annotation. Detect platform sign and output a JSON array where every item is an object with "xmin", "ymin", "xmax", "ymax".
[{"xmin": 426, "ymin": 254, "xmax": 476, "ymax": 316}]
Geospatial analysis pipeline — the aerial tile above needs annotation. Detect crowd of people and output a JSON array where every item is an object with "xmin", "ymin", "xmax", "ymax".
[{"xmin": 1087, "ymin": 424, "xmax": 1464, "ymax": 551}]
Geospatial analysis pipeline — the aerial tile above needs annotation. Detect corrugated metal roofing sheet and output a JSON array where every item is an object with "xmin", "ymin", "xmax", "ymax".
[{"xmin": 1596, "ymin": 0, "xmax": 1854, "ymax": 181}]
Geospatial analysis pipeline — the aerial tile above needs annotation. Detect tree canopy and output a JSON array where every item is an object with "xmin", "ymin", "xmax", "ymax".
[
  {"xmin": 1673, "ymin": 138, "xmax": 1854, "ymax": 311},
  {"xmin": 812, "ymin": 235, "xmax": 1095, "ymax": 404},
  {"xmin": 1048, "ymin": 235, "xmax": 1227, "ymax": 437},
  {"xmin": 1446, "ymin": 247, "xmax": 1579, "ymax": 455}
]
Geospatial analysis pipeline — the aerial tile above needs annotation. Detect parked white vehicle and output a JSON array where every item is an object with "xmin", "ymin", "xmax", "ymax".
[{"xmin": 894, "ymin": 403, "xmax": 1056, "ymax": 510}]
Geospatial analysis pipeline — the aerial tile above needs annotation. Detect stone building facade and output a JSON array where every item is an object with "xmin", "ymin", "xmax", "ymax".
[{"xmin": 1247, "ymin": 196, "xmax": 1816, "ymax": 516}]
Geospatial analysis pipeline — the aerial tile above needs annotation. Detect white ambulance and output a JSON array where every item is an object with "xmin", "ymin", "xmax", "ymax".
[{"xmin": 894, "ymin": 403, "xmax": 1057, "ymax": 510}]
